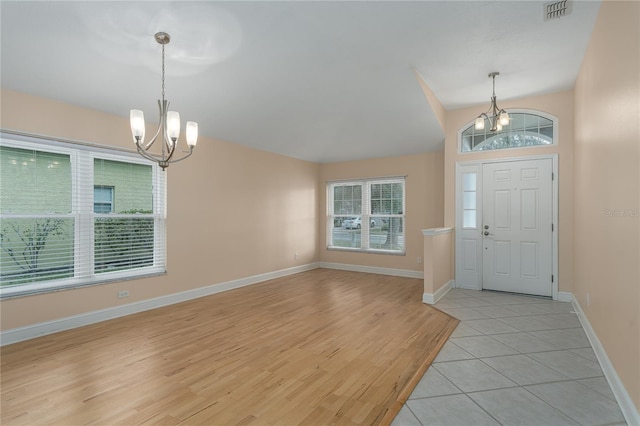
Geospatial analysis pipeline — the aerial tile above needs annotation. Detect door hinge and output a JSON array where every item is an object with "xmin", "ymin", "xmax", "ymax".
[
  {"xmin": 552, "ymin": 223, "xmax": 554, "ymax": 232},
  {"xmin": 552, "ymin": 275, "xmax": 554, "ymax": 283},
  {"xmin": 552, "ymin": 172, "xmax": 555, "ymax": 180}
]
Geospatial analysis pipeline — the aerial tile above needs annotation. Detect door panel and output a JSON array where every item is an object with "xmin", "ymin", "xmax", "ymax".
[
  {"xmin": 520, "ymin": 242, "xmax": 539, "ymax": 278},
  {"xmin": 494, "ymin": 191, "xmax": 511, "ymax": 230},
  {"xmin": 493, "ymin": 241, "xmax": 511, "ymax": 275},
  {"xmin": 461, "ymin": 239, "xmax": 478, "ymax": 272},
  {"xmin": 482, "ymin": 159, "xmax": 553, "ymax": 296},
  {"xmin": 521, "ymin": 189, "xmax": 539, "ymax": 230}
]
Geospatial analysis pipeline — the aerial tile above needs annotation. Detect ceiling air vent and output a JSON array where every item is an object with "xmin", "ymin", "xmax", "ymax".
[{"xmin": 544, "ymin": 0, "xmax": 572, "ymax": 21}]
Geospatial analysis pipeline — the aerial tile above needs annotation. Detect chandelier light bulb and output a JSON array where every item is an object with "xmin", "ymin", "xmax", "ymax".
[
  {"xmin": 130, "ymin": 110, "xmax": 145, "ymax": 142},
  {"xmin": 475, "ymin": 117, "xmax": 485, "ymax": 130},
  {"xmin": 499, "ymin": 111, "xmax": 510, "ymax": 126},
  {"xmin": 166, "ymin": 111, "xmax": 181, "ymax": 142},
  {"xmin": 186, "ymin": 122, "xmax": 198, "ymax": 147}
]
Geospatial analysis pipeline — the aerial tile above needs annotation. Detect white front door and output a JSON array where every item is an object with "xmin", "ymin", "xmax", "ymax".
[{"xmin": 482, "ymin": 159, "xmax": 553, "ymax": 296}]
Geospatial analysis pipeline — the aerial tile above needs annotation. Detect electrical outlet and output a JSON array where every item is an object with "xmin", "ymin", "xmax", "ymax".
[
  {"xmin": 118, "ymin": 290, "xmax": 130, "ymax": 299},
  {"xmin": 294, "ymin": 253, "xmax": 299, "ymax": 260},
  {"xmin": 417, "ymin": 257, "xmax": 422, "ymax": 264},
  {"xmin": 586, "ymin": 292, "xmax": 590, "ymax": 307}
]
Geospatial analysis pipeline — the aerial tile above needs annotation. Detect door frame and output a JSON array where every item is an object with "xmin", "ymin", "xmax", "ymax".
[{"xmin": 454, "ymin": 154, "xmax": 559, "ymax": 299}]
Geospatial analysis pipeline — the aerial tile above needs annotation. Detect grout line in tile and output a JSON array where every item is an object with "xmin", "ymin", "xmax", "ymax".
[
  {"xmin": 506, "ymin": 383, "xmax": 584, "ymax": 425},
  {"xmin": 466, "ymin": 392, "xmax": 505, "ymax": 426},
  {"xmin": 405, "ymin": 403, "xmax": 424, "ymax": 426},
  {"xmin": 521, "ymin": 352, "xmax": 605, "ymax": 379},
  {"xmin": 408, "ymin": 289, "xmax": 626, "ymax": 426},
  {"xmin": 573, "ymin": 378, "xmax": 619, "ymax": 402}
]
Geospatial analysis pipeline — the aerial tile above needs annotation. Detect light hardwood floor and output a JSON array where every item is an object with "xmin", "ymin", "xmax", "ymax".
[{"xmin": 1, "ymin": 269, "xmax": 458, "ymax": 425}]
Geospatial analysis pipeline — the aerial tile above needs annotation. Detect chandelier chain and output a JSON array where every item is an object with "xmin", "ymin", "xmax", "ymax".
[{"xmin": 161, "ymin": 44, "xmax": 165, "ymax": 102}]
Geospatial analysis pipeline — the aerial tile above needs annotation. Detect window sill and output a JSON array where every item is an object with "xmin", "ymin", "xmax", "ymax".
[{"xmin": 326, "ymin": 246, "xmax": 406, "ymax": 256}]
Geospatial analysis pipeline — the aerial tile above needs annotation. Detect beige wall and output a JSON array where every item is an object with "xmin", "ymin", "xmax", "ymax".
[
  {"xmin": 423, "ymin": 230, "xmax": 453, "ymax": 296},
  {"xmin": 319, "ymin": 152, "xmax": 444, "ymax": 272},
  {"xmin": 444, "ymin": 90, "xmax": 575, "ymax": 293},
  {"xmin": 573, "ymin": 0, "xmax": 640, "ymax": 411},
  {"xmin": 0, "ymin": 89, "xmax": 319, "ymax": 330},
  {"xmin": 432, "ymin": 232, "xmax": 453, "ymax": 294}
]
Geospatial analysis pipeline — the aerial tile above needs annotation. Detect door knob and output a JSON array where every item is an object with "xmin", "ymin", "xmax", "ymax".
[
  {"xmin": 484, "ymin": 231, "xmax": 490, "ymax": 236},
  {"xmin": 484, "ymin": 225, "xmax": 489, "ymax": 230}
]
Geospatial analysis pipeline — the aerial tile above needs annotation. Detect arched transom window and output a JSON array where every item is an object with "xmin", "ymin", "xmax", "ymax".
[{"xmin": 460, "ymin": 110, "xmax": 557, "ymax": 153}]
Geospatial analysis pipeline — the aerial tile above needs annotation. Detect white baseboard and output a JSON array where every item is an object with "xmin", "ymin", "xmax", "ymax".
[
  {"xmin": 317, "ymin": 262, "xmax": 424, "ymax": 279},
  {"xmin": 557, "ymin": 291, "xmax": 573, "ymax": 303},
  {"xmin": 423, "ymin": 280, "xmax": 454, "ymax": 305},
  {"xmin": 571, "ymin": 296, "xmax": 640, "ymax": 426},
  {"xmin": 1, "ymin": 263, "xmax": 319, "ymax": 346}
]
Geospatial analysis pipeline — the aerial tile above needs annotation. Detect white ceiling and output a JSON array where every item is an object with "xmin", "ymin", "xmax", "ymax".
[{"xmin": 0, "ymin": 1, "xmax": 600, "ymax": 163}]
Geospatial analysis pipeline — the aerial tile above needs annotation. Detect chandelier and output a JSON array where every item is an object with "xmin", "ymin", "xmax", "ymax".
[
  {"xmin": 130, "ymin": 32, "xmax": 198, "ymax": 170},
  {"xmin": 475, "ymin": 72, "xmax": 510, "ymax": 132}
]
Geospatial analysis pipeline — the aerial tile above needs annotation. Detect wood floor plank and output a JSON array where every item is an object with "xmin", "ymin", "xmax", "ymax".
[{"xmin": 1, "ymin": 269, "xmax": 458, "ymax": 425}]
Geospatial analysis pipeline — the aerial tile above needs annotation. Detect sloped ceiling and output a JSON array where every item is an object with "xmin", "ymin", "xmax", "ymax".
[{"xmin": 0, "ymin": 1, "xmax": 600, "ymax": 163}]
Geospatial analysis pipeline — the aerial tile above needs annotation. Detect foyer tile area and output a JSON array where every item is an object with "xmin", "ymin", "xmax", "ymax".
[{"xmin": 392, "ymin": 289, "xmax": 627, "ymax": 426}]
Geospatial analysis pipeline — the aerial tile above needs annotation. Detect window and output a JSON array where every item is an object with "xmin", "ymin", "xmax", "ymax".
[
  {"xmin": 0, "ymin": 146, "xmax": 74, "ymax": 286},
  {"xmin": 461, "ymin": 111, "xmax": 556, "ymax": 152},
  {"xmin": 0, "ymin": 133, "xmax": 165, "ymax": 297},
  {"xmin": 462, "ymin": 172, "xmax": 477, "ymax": 229},
  {"xmin": 94, "ymin": 186, "xmax": 114, "ymax": 213},
  {"xmin": 93, "ymin": 159, "xmax": 155, "ymax": 275},
  {"xmin": 327, "ymin": 177, "xmax": 405, "ymax": 254}
]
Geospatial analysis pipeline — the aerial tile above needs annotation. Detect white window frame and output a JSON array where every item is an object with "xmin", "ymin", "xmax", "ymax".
[
  {"xmin": 326, "ymin": 177, "xmax": 406, "ymax": 255},
  {"xmin": 0, "ymin": 132, "xmax": 166, "ymax": 298}
]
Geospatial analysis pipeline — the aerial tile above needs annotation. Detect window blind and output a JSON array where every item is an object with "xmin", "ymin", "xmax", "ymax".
[{"xmin": 0, "ymin": 134, "xmax": 166, "ymax": 298}]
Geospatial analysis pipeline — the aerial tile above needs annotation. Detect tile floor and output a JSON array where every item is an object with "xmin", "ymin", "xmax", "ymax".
[{"xmin": 392, "ymin": 289, "xmax": 627, "ymax": 426}]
